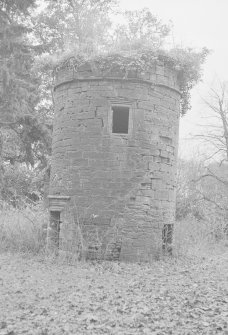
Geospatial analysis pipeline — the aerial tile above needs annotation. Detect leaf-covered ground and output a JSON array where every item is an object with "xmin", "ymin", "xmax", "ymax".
[{"xmin": 0, "ymin": 249, "xmax": 228, "ymax": 335}]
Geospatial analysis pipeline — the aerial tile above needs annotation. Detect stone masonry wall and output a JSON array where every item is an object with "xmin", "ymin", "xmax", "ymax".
[{"xmin": 49, "ymin": 61, "xmax": 180, "ymax": 261}]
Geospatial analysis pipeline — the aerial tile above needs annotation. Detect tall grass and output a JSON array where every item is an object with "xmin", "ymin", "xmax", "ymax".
[
  {"xmin": 0, "ymin": 202, "xmax": 227, "ymax": 260},
  {"xmin": 174, "ymin": 215, "xmax": 228, "ymax": 258},
  {"xmin": 0, "ymin": 202, "xmax": 48, "ymax": 255}
]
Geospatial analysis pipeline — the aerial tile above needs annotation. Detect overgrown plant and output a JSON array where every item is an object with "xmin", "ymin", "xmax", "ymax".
[
  {"xmin": 53, "ymin": 46, "xmax": 209, "ymax": 116},
  {"xmin": 60, "ymin": 200, "xmax": 122, "ymax": 262},
  {"xmin": 49, "ymin": 175, "xmax": 122, "ymax": 261},
  {"xmin": 35, "ymin": 5, "xmax": 209, "ymax": 117},
  {"xmin": 0, "ymin": 201, "xmax": 48, "ymax": 254}
]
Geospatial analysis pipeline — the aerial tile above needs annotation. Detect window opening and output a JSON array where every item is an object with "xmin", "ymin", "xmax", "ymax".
[
  {"xmin": 50, "ymin": 211, "xmax": 61, "ymax": 249},
  {"xmin": 162, "ymin": 224, "xmax": 173, "ymax": 254},
  {"xmin": 112, "ymin": 106, "xmax": 129, "ymax": 134}
]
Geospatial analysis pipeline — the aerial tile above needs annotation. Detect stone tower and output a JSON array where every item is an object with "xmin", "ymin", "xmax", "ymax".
[{"xmin": 47, "ymin": 54, "xmax": 181, "ymax": 261}]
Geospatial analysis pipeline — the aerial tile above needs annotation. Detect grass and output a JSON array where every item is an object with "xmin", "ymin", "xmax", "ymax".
[
  {"xmin": 0, "ymin": 203, "xmax": 227, "ymax": 261},
  {"xmin": 0, "ymin": 202, "xmax": 48, "ymax": 255}
]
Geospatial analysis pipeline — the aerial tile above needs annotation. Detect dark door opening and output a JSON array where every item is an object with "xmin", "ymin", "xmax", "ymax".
[
  {"xmin": 112, "ymin": 106, "xmax": 129, "ymax": 134},
  {"xmin": 50, "ymin": 211, "xmax": 61, "ymax": 249}
]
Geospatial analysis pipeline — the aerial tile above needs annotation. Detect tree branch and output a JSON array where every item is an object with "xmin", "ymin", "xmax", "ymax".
[{"xmin": 192, "ymin": 171, "xmax": 228, "ymax": 186}]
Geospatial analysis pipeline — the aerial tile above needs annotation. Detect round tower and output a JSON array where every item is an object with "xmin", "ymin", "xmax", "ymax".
[{"xmin": 48, "ymin": 55, "xmax": 181, "ymax": 261}]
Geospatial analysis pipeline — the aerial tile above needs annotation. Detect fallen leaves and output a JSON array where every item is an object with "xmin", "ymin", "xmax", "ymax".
[{"xmin": 0, "ymin": 251, "xmax": 227, "ymax": 334}]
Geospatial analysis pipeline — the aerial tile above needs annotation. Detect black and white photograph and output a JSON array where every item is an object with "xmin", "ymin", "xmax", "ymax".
[{"xmin": 0, "ymin": 0, "xmax": 228, "ymax": 334}]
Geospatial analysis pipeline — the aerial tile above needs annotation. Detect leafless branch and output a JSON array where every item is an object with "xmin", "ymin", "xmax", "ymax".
[
  {"xmin": 202, "ymin": 149, "xmax": 224, "ymax": 162},
  {"xmin": 192, "ymin": 171, "xmax": 228, "ymax": 186},
  {"xmin": 197, "ymin": 190, "xmax": 225, "ymax": 210}
]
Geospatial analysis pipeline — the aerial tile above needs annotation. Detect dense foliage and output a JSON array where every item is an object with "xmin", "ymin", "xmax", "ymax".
[{"xmin": 0, "ymin": 0, "xmax": 52, "ymax": 204}]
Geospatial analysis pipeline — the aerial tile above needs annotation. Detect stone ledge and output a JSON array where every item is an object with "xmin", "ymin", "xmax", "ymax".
[
  {"xmin": 48, "ymin": 195, "xmax": 71, "ymax": 211},
  {"xmin": 53, "ymin": 77, "xmax": 181, "ymax": 95}
]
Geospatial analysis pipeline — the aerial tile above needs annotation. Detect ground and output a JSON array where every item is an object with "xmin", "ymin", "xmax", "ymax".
[{"xmin": 0, "ymin": 249, "xmax": 228, "ymax": 335}]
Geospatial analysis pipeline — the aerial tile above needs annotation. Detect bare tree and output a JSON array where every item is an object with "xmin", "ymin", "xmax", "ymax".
[
  {"xmin": 191, "ymin": 82, "xmax": 228, "ymax": 233},
  {"xmin": 196, "ymin": 81, "xmax": 228, "ymax": 164}
]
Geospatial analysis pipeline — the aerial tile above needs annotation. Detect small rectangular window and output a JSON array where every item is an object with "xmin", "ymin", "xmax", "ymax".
[{"xmin": 112, "ymin": 106, "xmax": 129, "ymax": 134}]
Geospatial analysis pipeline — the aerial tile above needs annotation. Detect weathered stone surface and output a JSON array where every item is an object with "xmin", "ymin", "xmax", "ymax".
[{"xmin": 48, "ymin": 61, "xmax": 181, "ymax": 261}]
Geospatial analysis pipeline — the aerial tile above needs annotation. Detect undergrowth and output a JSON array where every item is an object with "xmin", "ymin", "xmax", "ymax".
[
  {"xmin": 0, "ymin": 202, "xmax": 48, "ymax": 255},
  {"xmin": 0, "ymin": 203, "xmax": 227, "ymax": 261},
  {"xmin": 173, "ymin": 215, "xmax": 228, "ymax": 259}
]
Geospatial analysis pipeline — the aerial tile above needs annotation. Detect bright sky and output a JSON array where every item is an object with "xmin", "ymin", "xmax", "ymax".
[{"xmin": 119, "ymin": 0, "xmax": 228, "ymax": 158}]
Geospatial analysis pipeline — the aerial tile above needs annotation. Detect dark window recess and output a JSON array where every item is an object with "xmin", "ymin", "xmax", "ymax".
[
  {"xmin": 112, "ymin": 106, "xmax": 129, "ymax": 134},
  {"xmin": 50, "ymin": 211, "xmax": 61, "ymax": 249},
  {"xmin": 162, "ymin": 224, "xmax": 173, "ymax": 254}
]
